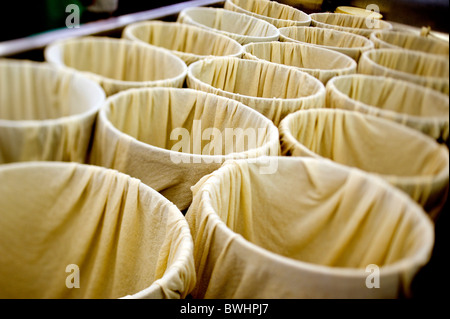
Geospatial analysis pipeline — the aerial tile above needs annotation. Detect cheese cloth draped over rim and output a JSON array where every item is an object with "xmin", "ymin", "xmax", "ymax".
[
  {"xmin": 0, "ymin": 162, "xmax": 196, "ymax": 299},
  {"xmin": 279, "ymin": 108, "xmax": 449, "ymax": 219},
  {"xmin": 224, "ymin": 0, "xmax": 311, "ymax": 28},
  {"xmin": 370, "ymin": 30, "xmax": 449, "ymax": 56},
  {"xmin": 358, "ymin": 49, "xmax": 449, "ymax": 95},
  {"xmin": 242, "ymin": 41, "xmax": 357, "ymax": 84},
  {"xmin": 279, "ymin": 26, "xmax": 374, "ymax": 61},
  {"xmin": 187, "ymin": 57, "xmax": 326, "ymax": 126},
  {"xmin": 0, "ymin": 59, "xmax": 105, "ymax": 164},
  {"xmin": 122, "ymin": 21, "xmax": 244, "ymax": 66},
  {"xmin": 185, "ymin": 157, "xmax": 434, "ymax": 298},
  {"xmin": 44, "ymin": 37, "xmax": 187, "ymax": 96},
  {"xmin": 326, "ymin": 74, "xmax": 449, "ymax": 141},
  {"xmin": 177, "ymin": 7, "xmax": 279, "ymax": 45},
  {"xmin": 90, "ymin": 87, "xmax": 280, "ymax": 211},
  {"xmin": 310, "ymin": 12, "xmax": 393, "ymax": 38}
]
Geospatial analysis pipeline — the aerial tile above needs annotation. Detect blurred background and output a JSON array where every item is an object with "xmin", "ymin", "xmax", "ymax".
[
  {"xmin": 0, "ymin": 0, "xmax": 189, "ymax": 42},
  {"xmin": 283, "ymin": 0, "xmax": 449, "ymax": 32},
  {"xmin": 0, "ymin": 0, "xmax": 448, "ymax": 42}
]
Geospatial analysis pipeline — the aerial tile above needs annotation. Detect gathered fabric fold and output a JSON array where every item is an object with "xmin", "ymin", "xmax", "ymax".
[
  {"xmin": 0, "ymin": 162, "xmax": 196, "ymax": 299},
  {"xmin": 186, "ymin": 157, "xmax": 434, "ymax": 298},
  {"xmin": 187, "ymin": 57, "xmax": 325, "ymax": 126},
  {"xmin": 0, "ymin": 59, "xmax": 105, "ymax": 164},
  {"xmin": 358, "ymin": 48, "xmax": 449, "ymax": 95},
  {"xmin": 279, "ymin": 108, "xmax": 449, "ymax": 218},
  {"xmin": 310, "ymin": 12, "xmax": 392, "ymax": 38},
  {"xmin": 90, "ymin": 87, "xmax": 279, "ymax": 211},
  {"xmin": 122, "ymin": 21, "xmax": 243, "ymax": 66},
  {"xmin": 243, "ymin": 41, "xmax": 357, "ymax": 84},
  {"xmin": 370, "ymin": 30, "xmax": 449, "ymax": 56},
  {"xmin": 177, "ymin": 7, "xmax": 279, "ymax": 45},
  {"xmin": 279, "ymin": 26, "xmax": 374, "ymax": 61},
  {"xmin": 45, "ymin": 36, "xmax": 187, "ymax": 96},
  {"xmin": 326, "ymin": 74, "xmax": 449, "ymax": 141},
  {"xmin": 224, "ymin": 0, "xmax": 311, "ymax": 28}
]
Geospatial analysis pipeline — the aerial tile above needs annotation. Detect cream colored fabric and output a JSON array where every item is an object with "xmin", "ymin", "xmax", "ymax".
[
  {"xmin": 243, "ymin": 41, "xmax": 357, "ymax": 84},
  {"xmin": 279, "ymin": 26, "xmax": 374, "ymax": 61},
  {"xmin": 429, "ymin": 31, "xmax": 449, "ymax": 43},
  {"xmin": 0, "ymin": 161, "xmax": 195, "ymax": 299},
  {"xmin": 122, "ymin": 21, "xmax": 244, "ymax": 66},
  {"xmin": 177, "ymin": 7, "xmax": 279, "ymax": 45},
  {"xmin": 335, "ymin": 6, "xmax": 383, "ymax": 19},
  {"xmin": 44, "ymin": 37, "xmax": 187, "ymax": 96},
  {"xmin": 224, "ymin": 0, "xmax": 311, "ymax": 28},
  {"xmin": 0, "ymin": 59, "xmax": 105, "ymax": 164},
  {"xmin": 279, "ymin": 109, "xmax": 449, "ymax": 218},
  {"xmin": 326, "ymin": 74, "xmax": 449, "ymax": 141},
  {"xmin": 310, "ymin": 12, "xmax": 392, "ymax": 38},
  {"xmin": 186, "ymin": 156, "xmax": 434, "ymax": 298},
  {"xmin": 90, "ymin": 87, "xmax": 280, "ymax": 211},
  {"xmin": 358, "ymin": 49, "xmax": 449, "ymax": 95},
  {"xmin": 370, "ymin": 30, "xmax": 449, "ymax": 56},
  {"xmin": 187, "ymin": 57, "xmax": 325, "ymax": 126}
]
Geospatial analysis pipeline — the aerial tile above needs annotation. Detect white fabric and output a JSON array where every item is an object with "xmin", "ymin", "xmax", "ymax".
[
  {"xmin": 186, "ymin": 156, "xmax": 434, "ymax": 298},
  {"xmin": 122, "ymin": 21, "xmax": 244, "ymax": 66},
  {"xmin": 177, "ymin": 7, "xmax": 279, "ymax": 45},
  {"xmin": 242, "ymin": 41, "xmax": 357, "ymax": 84},
  {"xmin": 326, "ymin": 74, "xmax": 449, "ymax": 141},
  {"xmin": 279, "ymin": 26, "xmax": 374, "ymax": 61},
  {"xmin": 370, "ymin": 30, "xmax": 449, "ymax": 56},
  {"xmin": 279, "ymin": 108, "xmax": 449, "ymax": 218},
  {"xmin": 90, "ymin": 87, "xmax": 280, "ymax": 211},
  {"xmin": 358, "ymin": 48, "xmax": 449, "ymax": 95},
  {"xmin": 44, "ymin": 37, "xmax": 187, "ymax": 96},
  {"xmin": 310, "ymin": 12, "xmax": 392, "ymax": 38},
  {"xmin": 0, "ymin": 162, "xmax": 196, "ymax": 299},
  {"xmin": 224, "ymin": 0, "xmax": 311, "ymax": 28},
  {"xmin": 187, "ymin": 57, "xmax": 326, "ymax": 126},
  {"xmin": 0, "ymin": 59, "xmax": 105, "ymax": 164}
]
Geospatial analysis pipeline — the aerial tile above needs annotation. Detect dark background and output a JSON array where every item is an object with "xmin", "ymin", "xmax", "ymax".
[
  {"xmin": 0, "ymin": 0, "xmax": 448, "ymax": 42},
  {"xmin": 0, "ymin": 0, "xmax": 188, "ymax": 42}
]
